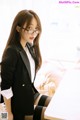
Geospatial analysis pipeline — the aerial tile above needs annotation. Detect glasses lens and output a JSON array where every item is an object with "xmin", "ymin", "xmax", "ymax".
[
  {"xmin": 28, "ymin": 30, "xmax": 33, "ymax": 34},
  {"xmin": 35, "ymin": 30, "xmax": 39, "ymax": 34},
  {"xmin": 27, "ymin": 29, "xmax": 39, "ymax": 34}
]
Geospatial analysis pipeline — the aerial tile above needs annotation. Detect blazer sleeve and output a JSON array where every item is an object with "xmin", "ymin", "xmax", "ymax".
[{"xmin": 1, "ymin": 46, "xmax": 19, "ymax": 90}]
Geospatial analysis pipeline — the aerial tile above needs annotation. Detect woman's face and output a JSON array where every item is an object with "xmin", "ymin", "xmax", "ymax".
[{"xmin": 20, "ymin": 17, "xmax": 39, "ymax": 45}]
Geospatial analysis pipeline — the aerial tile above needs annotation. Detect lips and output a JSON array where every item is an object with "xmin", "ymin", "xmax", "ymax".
[{"xmin": 29, "ymin": 37, "xmax": 34, "ymax": 39}]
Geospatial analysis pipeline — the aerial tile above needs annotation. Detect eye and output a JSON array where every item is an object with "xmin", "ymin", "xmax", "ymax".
[{"xmin": 27, "ymin": 26, "xmax": 33, "ymax": 30}]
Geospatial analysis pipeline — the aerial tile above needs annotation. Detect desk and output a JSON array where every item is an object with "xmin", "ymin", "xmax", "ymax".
[{"xmin": 44, "ymin": 69, "xmax": 80, "ymax": 120}]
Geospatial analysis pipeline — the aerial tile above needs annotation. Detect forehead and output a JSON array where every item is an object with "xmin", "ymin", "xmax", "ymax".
[{"xmin": 30, "ymin": 17, "xmax": 37, "ymax": 26}]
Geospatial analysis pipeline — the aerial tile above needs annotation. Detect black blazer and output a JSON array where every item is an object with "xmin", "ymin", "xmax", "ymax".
[{"xmin": 1, "ymin": 42, "xmax": 39, "ymax": 115}]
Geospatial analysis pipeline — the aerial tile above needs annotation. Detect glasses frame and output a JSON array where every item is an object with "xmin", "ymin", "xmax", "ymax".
[{"xmin": 21, "ymin": 27, "xmax": 39, "ymax": 35}]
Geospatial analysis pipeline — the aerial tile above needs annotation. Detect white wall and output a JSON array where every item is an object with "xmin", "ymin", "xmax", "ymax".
[{"xmin": 31, "ymin": 0, "xmax": 80, "ymax": 61}]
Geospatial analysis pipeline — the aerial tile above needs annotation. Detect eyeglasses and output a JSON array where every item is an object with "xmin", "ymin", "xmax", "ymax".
[{"xmin": 21, "ymin": 27, "xmax": 39, "ymax": 35}]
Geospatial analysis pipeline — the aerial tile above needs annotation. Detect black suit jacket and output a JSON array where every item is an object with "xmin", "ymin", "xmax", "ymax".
[{"xmin": 1, "ymin": 42, "xmax": 39, "ymax": 115}]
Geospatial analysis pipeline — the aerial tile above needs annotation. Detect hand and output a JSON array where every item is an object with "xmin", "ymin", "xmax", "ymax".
[{"xmin": 8, "ymin": 112, "xmax": 13, "ymax": 120}]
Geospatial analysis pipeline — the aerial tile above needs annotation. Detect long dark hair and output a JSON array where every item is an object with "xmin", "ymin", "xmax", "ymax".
[{"xmin": 2, "ymin": 9, "xmax": 42, "ymax": 72}]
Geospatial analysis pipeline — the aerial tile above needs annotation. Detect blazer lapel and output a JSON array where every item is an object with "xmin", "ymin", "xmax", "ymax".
[
  {"xmin": 19, "ymin": 50, "xmax": 31, "ymax": 80},
  {"xmin": 14, "ymin": 42, "xmax": 32, "ymax": 80}
]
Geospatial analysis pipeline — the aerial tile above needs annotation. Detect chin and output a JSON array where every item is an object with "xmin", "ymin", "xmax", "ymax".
[
  {"xmin": 30, "ymin": 41, "xmax": 33, "ymax": 45},
  {"xmin": 28, "ymin": 41, "xmax": 33, "ymax": 46}
]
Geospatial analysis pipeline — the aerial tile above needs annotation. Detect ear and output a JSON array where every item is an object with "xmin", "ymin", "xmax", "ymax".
[{"xmin": 16, "ymin": 26, "xmax": 20, "ymax": 32}]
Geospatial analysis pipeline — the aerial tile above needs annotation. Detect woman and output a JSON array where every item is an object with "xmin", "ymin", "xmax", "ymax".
[{"xmin": 1, "ymin": 9, "xmax": 51, "ymax": 120}]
